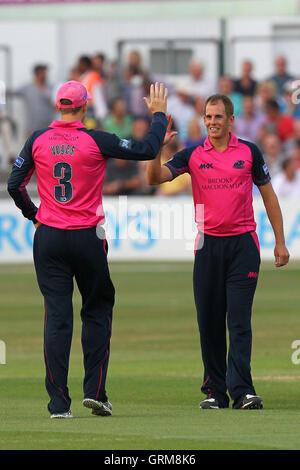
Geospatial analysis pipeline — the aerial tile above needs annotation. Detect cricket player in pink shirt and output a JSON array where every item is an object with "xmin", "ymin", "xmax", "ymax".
[
  {"xmin": 8, "ymin": 80, "xmax": 168, "ymax": 418},
  {"xmin": 147, "ymin": 93, "xmax": 289, "ymax": 410}
]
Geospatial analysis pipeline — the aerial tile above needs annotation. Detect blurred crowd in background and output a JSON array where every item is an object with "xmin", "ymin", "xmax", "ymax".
[{"xmin": 1, "ymin": 50, "xmax": 300, "ymax": 198}]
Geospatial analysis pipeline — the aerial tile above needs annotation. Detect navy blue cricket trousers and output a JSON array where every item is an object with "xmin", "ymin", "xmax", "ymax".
[
  {"xmin": 33, "ymin": 224, "xmax": 115, "ymax": 415},
  {"xmin": 193, "ymin": 231, "xmax": 260, "ymax": 408}
]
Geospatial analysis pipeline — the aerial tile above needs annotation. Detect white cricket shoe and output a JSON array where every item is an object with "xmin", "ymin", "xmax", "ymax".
[
  {"xmin": 199, "ymin": 397, "xmax": 220, "ymax": 409},
  {"xmin": 50, "ymin": 410, "xmax": 73, "ymax": 419},
  {"xmin": 239, "ymin": 394, "xmax": 263, "ymax": 409},
  {"xmin": 82, "ymin": 398, "xmax": 112, "ymax": 416}
]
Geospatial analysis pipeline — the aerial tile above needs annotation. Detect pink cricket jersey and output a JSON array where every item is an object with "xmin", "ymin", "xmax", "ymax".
[
  {"xmin": 34, "ymin": 121, "xmax": 106, "ymax": 229},
  {"xmin": 7, "ymin": 113, "xmax": 167, "ymax": 230},
  {"xmin": 164, "ymin": 133, "xmax": 271, "ymax": 236}
]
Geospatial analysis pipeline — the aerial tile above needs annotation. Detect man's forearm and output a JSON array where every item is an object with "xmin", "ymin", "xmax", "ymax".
[
  {"xmin": 259, "ymin": 182, "xmax": 290, "ymax": 266},
  {"xmin": 264, "ymin": 193, "xmax": 286, "ymax": 244},
  {"xmin": 146, "ymin": 150, "xmax": 163, "ymax": 185}
]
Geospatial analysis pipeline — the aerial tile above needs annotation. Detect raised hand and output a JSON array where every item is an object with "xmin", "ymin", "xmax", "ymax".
[{"xmin": 144, "ymin": 82, "xmax": 168, "ymax": 115}]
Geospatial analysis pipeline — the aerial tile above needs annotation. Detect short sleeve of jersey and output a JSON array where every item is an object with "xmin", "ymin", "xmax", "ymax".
[
  {"xmin": 163, "ymin": 146, "xmax": 196, "ymax": 180},
  {"xmin": 247, "ymin": 141, "xmax": 271, "ymax": 186}
]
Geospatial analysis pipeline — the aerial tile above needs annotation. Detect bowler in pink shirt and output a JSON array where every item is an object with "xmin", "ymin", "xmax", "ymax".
[
  {"xmin": 146, "ymin": 93, "xmax": 289, "ymax": 410},
  {"xmin": 8, "ymin": 81, "xmax": 169, "ymax": 419}
]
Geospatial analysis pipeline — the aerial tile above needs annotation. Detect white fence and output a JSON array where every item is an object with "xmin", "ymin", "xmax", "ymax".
[{"xmin": 0, "ymin": 196, "xmax": 299, "ymax": 263}]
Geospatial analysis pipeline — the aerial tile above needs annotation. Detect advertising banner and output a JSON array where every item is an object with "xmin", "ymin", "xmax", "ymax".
[{"xmin": 0, "ymin": 196, "xmax": 299, "ymax": 263}]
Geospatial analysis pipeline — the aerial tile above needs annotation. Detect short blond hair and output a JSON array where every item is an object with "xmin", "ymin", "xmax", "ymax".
[
  {"xmin": 204, "ymin": 94, "xmax": 234, "ymax": 117},
  {"xmin": 58, "ymin": 98, "xmax": 83, "ymax": 115}
]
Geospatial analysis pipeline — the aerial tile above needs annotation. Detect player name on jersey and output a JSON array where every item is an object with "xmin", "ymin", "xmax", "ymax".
[{"xmin": 50, "ymin": 144, "xmax": 76, "ymax": 156}]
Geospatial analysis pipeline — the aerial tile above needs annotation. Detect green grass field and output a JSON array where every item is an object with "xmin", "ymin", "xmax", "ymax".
[{"xmin": 0, "ymin": 261, "xmax": 300, "ymax": 451}]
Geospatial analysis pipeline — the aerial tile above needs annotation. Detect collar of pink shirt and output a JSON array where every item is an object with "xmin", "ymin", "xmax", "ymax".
[
  {"xmin": 49, "ymin": 120, "xmax": 86, "ymax": 129},
  {"xmin": 203, "ymin": 132, "xmax": 239, "ymax": 151}
]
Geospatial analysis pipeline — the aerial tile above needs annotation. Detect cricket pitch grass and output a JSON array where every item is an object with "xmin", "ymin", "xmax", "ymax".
[{"xmin": 0, "ymin": 261, "xmax": 300, "ymax": 450}]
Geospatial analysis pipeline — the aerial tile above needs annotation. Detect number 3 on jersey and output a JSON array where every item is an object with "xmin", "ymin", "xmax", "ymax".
[{"xmin": 53, "ymin": 162, "xmax": 73, "ymax": 203}]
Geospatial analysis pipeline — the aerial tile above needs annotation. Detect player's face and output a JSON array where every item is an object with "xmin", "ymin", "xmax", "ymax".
[{"xmin": 204, "ymin": 101, "xmax": 234, "ymax": 140}]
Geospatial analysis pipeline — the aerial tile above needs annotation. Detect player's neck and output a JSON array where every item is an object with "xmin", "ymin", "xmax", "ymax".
[
  {"xmin": 60, "ymin": 113, "xmax": 85, "ymax": 123},
  {"xmin": 209, "ymin": 134, "xmax": 230, "ymax": 152}
]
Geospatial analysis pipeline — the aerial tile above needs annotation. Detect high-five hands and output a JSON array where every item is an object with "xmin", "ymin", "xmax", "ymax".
[
  {"xmin": 144, "ymin": 82, "xmax": 168, "ymax": 115},
  {"xmin": 163, "ymin": 115, "xmax": 178, "ymax": 146}
]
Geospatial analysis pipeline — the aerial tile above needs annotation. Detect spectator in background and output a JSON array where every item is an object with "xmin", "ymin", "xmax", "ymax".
[
  {"xmin": 261, "ymin": 133, "xmax": 286, "ymax": 178},
  {"xmin": 15, "ymin": 64, "xmax": 54, "ymax": 136},
  {"xmin": 193, "ymin": 95, "xmax": 207, "ymax": 138},
  {"xmin": 234, "ymin": 60, "xmax": 257, "ymax": 97},
  {"xmin": 130, "ymin": 115, "xmax": 150, "ymax": 141},
  {"xmin": 263, "ymin": 98, "xmax": 295, "ymax": 144},
  {"xmin": 184, "ymin": 118, "xmax": 203, "ymax": 148},
  {"xmin": 186, "ymin": 60, "xmax": 213, "ymax": 99},
  {"xmin": 105, "ymin": 59, "xmax": 123, "ymax": 104},
  {"xmin": 103, "ymin": 158, "xmax": 142, "ymax": 196},
  {"xmin": 218, "ymin": 76, "xmax": 243, "ymax": 117},
  {"xmin": 286, "ymin": 119, "xmax": 300, "ymax": 152},
  {"xmin": 234, "ymin": 95, "xmax": 265, "ymax": 143},
  {"xmin": 167, "ymin": 82, "xmax": 194, "ymax": 141},
  {"xmin": 255, "ymin": 80, "xmax": 278, "ymax": 114},
  {"xmin": 77, "ymin": 55, "xmax": 108, "ymax": 127},
  {"xmin": 256, "ymin": 122, "xmax": 271, "ymax": 151},
  {"xmin": 129, "ymin": 115, "xmax": 156, "ymax": 195},
  {"xmin": 122, "ymin": 50, "xmax": 152, "ymax": 118},
  {"xmin": 0, "ymin": 106, "xmax": 16, "ymax": 170},
  {"xmin": 102, "ymin": 89, "xmax": 154, "ymax": 197},
  {"xmin": 92, "ymin": 52, "xmax": 108, "ymax": 81},
  {"xmin": 269, "ymin": 55, "xmax": 294, "ymax": 96},
  {"xmin": 271, "ymin": 157, "xmax": 300, "ymax": 198},
  {"xmin": 289, "ymin": 140, "xmax": 300, "ymax": 169},
  {"xmin": 280, "ymin": 80, "xmax": 300, "ymax": 119},
  {"xmin": 103, "ymin": 98, "xmax": 133, "ymax": 139}
]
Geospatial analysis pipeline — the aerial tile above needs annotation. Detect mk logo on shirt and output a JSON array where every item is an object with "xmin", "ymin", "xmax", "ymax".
[
  {"xmin": 248, "ymin": 272, "xmax": 258, "ymax": 279},
  {"xmin": 199, "ymin": 163, "xmax": 213, "ymax": 169},
  {"xmin": 233, "ymin": 160, "xmax": 245, "ymax": 169}
]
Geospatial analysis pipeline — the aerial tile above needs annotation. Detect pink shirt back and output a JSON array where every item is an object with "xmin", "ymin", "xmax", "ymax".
[
  {"xmin": 34, "ymin": 121, "xmax": 106, "ymax": 229},
  {"xmin": 8, "ymin": 112, "xmax": 167, "ymax": 229}
]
